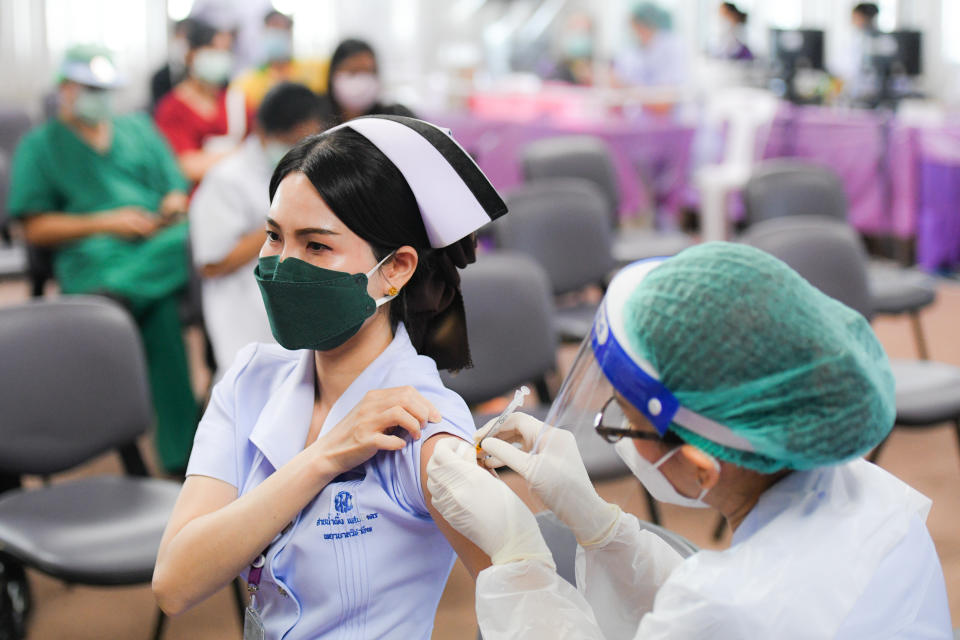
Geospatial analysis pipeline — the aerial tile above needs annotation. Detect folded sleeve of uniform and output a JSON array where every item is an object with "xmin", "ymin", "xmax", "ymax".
[
  {"xmin": 476, "ymin": 559, "xmax": 606, "ymax": 640},
  {"xmin": 575, "ymin": 512, "xmax": 686, "ymax": 640},
  {"xmin": 7, "ymin": 127, "xmax": 62, "ymax": 218},
  {"xmin": 189, "ymin": 160, "xmax": 249, "ymax": 266},
  {"xmin": 185, "ymin": 343, "xmax": 260, "ymax": 487},
  {"xmin": 373, "ymin": 361, "xmax": 476, "ymax": 518}
]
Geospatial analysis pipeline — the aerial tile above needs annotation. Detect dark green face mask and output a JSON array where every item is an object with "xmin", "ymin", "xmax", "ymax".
[{"xmin": 255, "ymin": 253, "xmax": 397, "ymax": 351}]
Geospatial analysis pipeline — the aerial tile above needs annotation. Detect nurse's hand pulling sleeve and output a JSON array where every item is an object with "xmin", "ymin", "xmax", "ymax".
[{"xmin": 479, "ymin": 414, "xmax": 621, "ymax": 546}]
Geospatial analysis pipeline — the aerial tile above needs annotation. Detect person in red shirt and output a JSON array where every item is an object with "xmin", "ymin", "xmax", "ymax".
[{"xmin": 155, "ymin": 20, "xmax": 241, "ymax": 184}]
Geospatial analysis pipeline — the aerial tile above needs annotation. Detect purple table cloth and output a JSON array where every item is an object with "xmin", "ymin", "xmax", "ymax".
[
  {"xmin": 427, "ymin": 111, "xmax": 695, "ymax": 223},
  {"xmin": 761, "ymin": 104, "xmax": 960, "ymax": 270},
  {"xmin": 762, "ymin": 105, "xmax": 897, "ymax": 236},
  {"xmin": 915, "ymin": 127, "xmax": 960, "ymax": 271}
]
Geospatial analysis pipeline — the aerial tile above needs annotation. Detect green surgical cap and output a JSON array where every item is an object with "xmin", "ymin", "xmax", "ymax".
[
  {"xmin": 631, "ymin": 2, "xmax": 673, "ymax": 31},
  {"xmin": 623, "ymin": 242, "xmax": 896, "ymax": 473},
  {"xmin": 57, "ymin": 44, "xmax": 121, "ymax": 88}
]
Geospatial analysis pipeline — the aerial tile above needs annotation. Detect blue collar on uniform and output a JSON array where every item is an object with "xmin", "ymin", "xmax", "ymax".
[{"xmin": 248, "ymin": 325, "xmax": 418, "ymax": 471}]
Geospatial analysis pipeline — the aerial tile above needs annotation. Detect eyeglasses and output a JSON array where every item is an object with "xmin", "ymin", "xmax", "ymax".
[{"xmin": 593, "ymin": 396, "xmax": 683, "ymax": 444}]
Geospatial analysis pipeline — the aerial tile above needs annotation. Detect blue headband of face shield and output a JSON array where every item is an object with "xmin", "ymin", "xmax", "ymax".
[
  {"xmin": 590, "ymin": 304, "xmax": 678, "ymax": 435},
  {"xmin": 588, "ymin": 259, "xmax": 757, "ymax": 453}
]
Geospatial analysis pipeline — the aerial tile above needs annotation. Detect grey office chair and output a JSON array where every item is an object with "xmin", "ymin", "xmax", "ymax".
[
  {"xmin": 497, "ymin": 179, "xmax": 615, "ymax": 342},
  {"xmin": 533, "ymin": 510, "xmax": 698, "ymax": 585},
  {"xmin": 440, "ymin": 252, "xmax": 557, "ymax": 422},
  {"xmin": 0, "ymin": 297, "xmax": 182, "ymax": 639},
  {"xmin": 743, "ymin": 159, "xmax": 848, "ymax": 225},
  {"xmin": 477, "ymin": 511, "xmax": 697, "ymax": 639},
  {"xmin": 443, "ymin": 251, "xmax": 634, "ymax": 486},
  {"xmin": 741, "ymin": 217, "xmax": 960, "ymax": 466},
  {"xmin": 0, "ymin": 157, "xmax": 28, "ymax": 281},
  {"xmin": 0, "ymin": 107, "xmax": 31, "ymax": 281},
  {"xmin": 743, "ymin": 158, "xmax": 937, "ymax": 358},
  {"xmin": 521, "ymin": 135, "xmax": 694, "ymax": 264}
]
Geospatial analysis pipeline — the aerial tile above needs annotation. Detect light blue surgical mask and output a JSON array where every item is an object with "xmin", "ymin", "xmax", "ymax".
[
  {"xmin": 262, "ymin": 29, "xmax": 293, "ymax": 63},
  {"xmin": 563, "ymin": 33, "xmax": 593, "ymax": 60},
  {"xmin": 73, "ymin": 88, "xmax": 113, "ymax": 124},
  {"xmin": 263, "ymin": 140, "xmax": 291, "ymax": 169},
  {"xmin": 192, "ymin": 49, "xmax": 233, "ymax": 86}
]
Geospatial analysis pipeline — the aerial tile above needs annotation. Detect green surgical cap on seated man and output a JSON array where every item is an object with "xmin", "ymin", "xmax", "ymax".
[{"xmin": 623, "ymin": 242, "xmax": 896, "ymax": 473}]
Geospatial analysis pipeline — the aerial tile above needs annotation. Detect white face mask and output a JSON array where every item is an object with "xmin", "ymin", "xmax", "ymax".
[
  {"xmin": 614, "ymin": 439, "xmax": 718, "ymax": 508},
  {"xmin": 263, "ymin": 140, "xmax": 291, "ymax": 169},
  {"xmin": 192, "ymin": 49, "xmax": 233, "ymax": 87},
  {"xmin": 332, "ymin": 72, "xmax": 380, "ymax": 113}
]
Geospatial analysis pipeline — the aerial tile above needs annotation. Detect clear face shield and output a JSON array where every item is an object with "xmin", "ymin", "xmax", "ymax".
[{"xmin": 533, "ymin": 258, "xmax": 755, "ymax": 461}]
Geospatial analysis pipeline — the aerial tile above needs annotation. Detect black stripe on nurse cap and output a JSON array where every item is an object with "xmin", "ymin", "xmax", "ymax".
[{"xmin": 325, "ymin": 115, "xmax": 507, "ymax": 248}]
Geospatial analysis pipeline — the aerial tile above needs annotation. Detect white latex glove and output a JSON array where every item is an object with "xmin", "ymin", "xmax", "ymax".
[
  {"xmin": 427, "ymin": 438, "xmax": 556, "ymax": 569},
  {"xmin": 477, "ymin": 413, "xmax": 621, "ymax": 546}
]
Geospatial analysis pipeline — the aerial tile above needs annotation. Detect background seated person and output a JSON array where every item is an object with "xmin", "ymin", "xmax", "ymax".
[
  {"xmin": 7, "ymin": 45, "xmax": 198, "ymax": 474},
  {"xmin": 154, "ymin": 20, "xmax": 243, "ymax": 184},
  {"xmin": 230, "ymin": 10, "xmax": 328, "ymax": 112},
  {"xmin": 318, "ymin": 38, "xmax": 414, "ymax": 127}
]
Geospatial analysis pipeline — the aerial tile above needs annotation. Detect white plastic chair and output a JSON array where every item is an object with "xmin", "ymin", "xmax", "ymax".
[{"xmin": 694, "ymin": 88, "xmax": 781, "ymax": 241}]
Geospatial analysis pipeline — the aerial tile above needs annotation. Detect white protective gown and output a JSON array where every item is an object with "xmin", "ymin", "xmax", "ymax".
[{"xmin": 476, "ymin": 459, "xmax": 952, "ymax": 639}]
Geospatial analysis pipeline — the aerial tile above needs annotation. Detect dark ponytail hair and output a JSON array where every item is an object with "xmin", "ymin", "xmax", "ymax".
[
  {"xmin": 721, "ymin": 2, "xmax": 747, "ymax": 24},
  {"xmin": 269, "ymin": 128, "xmax": 474, "ymax": 371}
]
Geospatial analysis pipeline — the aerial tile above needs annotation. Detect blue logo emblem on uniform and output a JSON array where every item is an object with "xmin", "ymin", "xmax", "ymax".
[{"xmin": 334, "ymin": 491, "xmax": 353, "ymax": 513}]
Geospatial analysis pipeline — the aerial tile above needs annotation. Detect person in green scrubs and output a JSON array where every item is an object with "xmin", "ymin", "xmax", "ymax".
[{"xmin": 7, "ymin": 45, "xmax": 198, "ymax": 473}]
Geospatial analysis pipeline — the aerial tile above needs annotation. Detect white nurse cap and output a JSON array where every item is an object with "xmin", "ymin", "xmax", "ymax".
[{"xmin": 325, "ymin": 115, "xmax": 507, "ymax": 249}]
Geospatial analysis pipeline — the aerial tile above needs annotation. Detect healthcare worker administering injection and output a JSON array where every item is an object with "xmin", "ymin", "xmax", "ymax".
[{"xmin": 428, "ymin": 242, "xmax": 953, "ymax": 639}]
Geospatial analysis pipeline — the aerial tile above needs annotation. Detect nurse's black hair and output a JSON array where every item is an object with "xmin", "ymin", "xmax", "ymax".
[{"xmin": 269, "ymin": 128, "xmax": 473, "ymax": 371}]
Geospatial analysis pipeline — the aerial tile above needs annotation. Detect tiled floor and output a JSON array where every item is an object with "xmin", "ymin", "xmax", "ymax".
[{"xmin": 2, "ymin": 276, "xmax": 958, "ymax": 640}]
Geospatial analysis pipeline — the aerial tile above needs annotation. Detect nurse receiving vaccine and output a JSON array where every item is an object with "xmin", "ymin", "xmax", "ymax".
[{"xmin": 152, "ymin": 115, "xmax": 506, "ymax": 639}]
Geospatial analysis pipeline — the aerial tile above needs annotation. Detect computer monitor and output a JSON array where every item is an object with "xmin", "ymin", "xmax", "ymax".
[
  {"xmin": 770, "ymin": 29, "xmax": 825, "ymax": 72},
  {"xmin": 869, "ymin": 30, "xmax": 922, "ymax": 77}
]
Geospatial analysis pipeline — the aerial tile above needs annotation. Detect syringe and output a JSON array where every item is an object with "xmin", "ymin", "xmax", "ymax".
[{"xmin": 476, "ymin": 385, "xmax": 530, "ymax": 455}]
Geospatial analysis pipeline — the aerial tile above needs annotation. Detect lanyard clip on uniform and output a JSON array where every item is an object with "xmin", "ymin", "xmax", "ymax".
[{"xmin": 243, "ymin": 552, "xmax": 267, "ymax": 640}]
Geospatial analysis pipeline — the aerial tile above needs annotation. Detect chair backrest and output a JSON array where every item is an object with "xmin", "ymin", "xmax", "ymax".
[
  {"xmin": 744, "ymin": 159, "xmax": 848, "ymax": 225},
  {"xmin": 440, "ymin": 252, "xmax": 557, "ymax": 405},
  {"xmin": 0, "ymin": 106, "xmax": 30, "ymax": 231},
  {"xmin": 0, "ymin": 296, "xmax": 154, "ymax": 475},
  {"xmin": 535, "ymin": 510, "xmax": 699, "ymax": 587},
  {"xmin": 522, "ymin": 135, "xmax": 620, "ymax": 224},
  {"xmin": 0, "ymin": 153, "xmax": 9, "ymax": 232},
  {"xmin": 497, "ymin": 179, "xmax": 615, "ymax": 295},
  {"xmin": 0, "ymin": 106, "xmax": 31, "ymax": 158},
  {"xmin": 535, "ymin": 511, "xmax": 579, "ymax": 585},
  {"xmin": 740, "ymin": 216, "xmax": 874, "ymax": 319},
  {"xmin": 636, "ymin": 519, "xmax": 700, "ymax": 558}
]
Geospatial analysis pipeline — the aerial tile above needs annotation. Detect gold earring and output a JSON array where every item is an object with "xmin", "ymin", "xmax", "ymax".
[{"xmin": 388, "ymin": 286, "xmax": 399, "ymax": 296}]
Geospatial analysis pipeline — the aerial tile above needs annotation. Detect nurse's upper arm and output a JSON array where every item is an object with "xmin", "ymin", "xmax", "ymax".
[
  {"xmin": 420, "ymin": 433, "xmax": 492, "ymax": 579},
  {"xmin": 157, "ymin": 475, "xmax": 238, "ymax": 561}
]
